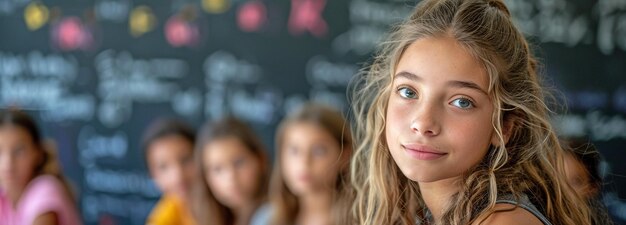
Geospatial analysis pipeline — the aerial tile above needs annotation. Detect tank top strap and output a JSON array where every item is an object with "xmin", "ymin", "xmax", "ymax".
[{"xmin": 496, "ymin": 194, "xmax": 553, "ymax": 225}]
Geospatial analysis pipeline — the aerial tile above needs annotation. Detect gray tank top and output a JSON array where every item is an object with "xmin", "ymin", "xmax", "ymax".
[
  {"xmin": 416, "ymin": 194, "xmax": 553, "ymax": 225},
  {"xmin": 496, "ymin": 194, "xmax": 553, "ymax": 225}
]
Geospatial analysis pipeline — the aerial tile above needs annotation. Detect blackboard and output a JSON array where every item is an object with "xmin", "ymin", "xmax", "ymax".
[{"xmin": 0, "ymin": 0, "xmax": 624, "ymax": 224}]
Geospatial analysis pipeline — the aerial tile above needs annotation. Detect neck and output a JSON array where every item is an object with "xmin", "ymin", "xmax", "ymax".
[
  {"xmin": 3, "ymin": 179, "xmax": 33, "ymax": 209},
  {"xmin": 5, "ymin": 188, "xmax": 25, "ymax": 208},
  {"xmin": 418, "ymin": 176, "xmax": 461, "ymax": 223},
  {"xmin": 297, "ymin": 190, "xmax": 333, "ymax": 225},
  {"xmin": 233, "ymin": 200, "xmax": 259, "ymax": 225},
  {"xmin": 171, "ymin": 194, "xmax": 191, "ymax": 208}
]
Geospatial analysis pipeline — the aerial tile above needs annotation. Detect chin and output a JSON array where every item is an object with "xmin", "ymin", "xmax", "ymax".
[
  {"xmin": 172, "ymin": 192, "xmax": 189, "ymax": 201},
  {"xmin": 289, "ymin": 187, "xmax": 309, "ymax": 196},
  {"xmin": 293, "ymin": 185, "xmax": 322, "ymax": 196},
  {"xmin": 396, "ymin": 165, "xmax": 439, "ymax": 183},
  {"xmin": 399, "ymin": 169, "xmax": 425, "ymax": 182},
  {"xmin": 225, "ymin": 200, "xmax": 244, "ymax": 209}
]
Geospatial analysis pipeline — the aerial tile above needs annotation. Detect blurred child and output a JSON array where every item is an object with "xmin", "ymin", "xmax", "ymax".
[
  {"xmin": 252, "ymin": 103, "xmax": 352, "ymax": 225},
  {"xmin": 194, "ymin": 117, "xmax": 268, "ymax": 225},
  {"xmin": 561, "ymin": 138, "xmax": 613, "ymax": 225},
  {"xmin": 0, "ymin": 109, "xmax": 82, "ymax": 225},
  {"xmin": 143, "ymin": 119, "xmax": 197, "ymax": 225}
]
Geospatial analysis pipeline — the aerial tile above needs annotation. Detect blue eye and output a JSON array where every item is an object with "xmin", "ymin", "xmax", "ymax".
[
  {"xmin": 398, "ymin": 87, "xmax": 417, "ymax": 99},
  {"xmin": 451, "ymin": 98, "xmax": 474, "ymax": 109}
]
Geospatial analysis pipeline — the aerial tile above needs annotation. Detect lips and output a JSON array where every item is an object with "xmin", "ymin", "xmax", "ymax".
[{"xmin": 402, "ymin": 144, "xmax": 447, "ymax": 160}]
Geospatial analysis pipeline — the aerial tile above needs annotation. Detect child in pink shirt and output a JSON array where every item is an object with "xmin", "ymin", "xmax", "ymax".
[{"xmin": 0, "ymin": 109, "xmax": 82, "ymax": 225}]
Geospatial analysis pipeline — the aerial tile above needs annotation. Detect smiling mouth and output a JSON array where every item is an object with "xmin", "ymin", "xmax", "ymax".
[{"xmin": 402, "ymin": 144, "xmax": 447, "ymax": 160}]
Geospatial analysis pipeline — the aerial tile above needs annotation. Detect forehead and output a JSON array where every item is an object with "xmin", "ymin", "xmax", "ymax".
[
  {"xmin": 284, "ymin": 122, "xmax": 335, "ymax": 142},
  {"xmin": 0, "ymin": 125, "xmax": 33, "ymax": 142},
  {"xmin": 147, "ymin": 135, "xmax": 193, "ymax": 159},
  {"xmin": 395, "ymin": 36, "xmax": 489, "ymax": 91},
  {"xmin": 204, "ymin": 136, "xmax": 251, "ymax": 156}
]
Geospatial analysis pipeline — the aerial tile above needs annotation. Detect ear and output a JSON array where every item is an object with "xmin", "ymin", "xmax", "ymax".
[{"xmin": 491, "ymin": 115, "xmax": 515, "ymax": 147}]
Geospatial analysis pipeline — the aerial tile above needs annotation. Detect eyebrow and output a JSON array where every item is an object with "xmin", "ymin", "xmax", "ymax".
[{"xmin": 394, "ymin": 71, "xmax": 488, "ymax": 95}]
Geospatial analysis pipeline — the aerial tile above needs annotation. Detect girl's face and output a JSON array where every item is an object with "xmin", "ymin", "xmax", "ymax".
[
  {"xmin": 281, "ymin": 122, "xmax": 341, "ymax": 196},
  {"xmin": 386, "ymin": 36, "xmax": 498, "ymax": 184},
  {"xmin": 203, "ymin": 136, "xmax": 263, "ymax": 209},
  {"xmin": 0, "ymin": 126, "xmax": 41, "ymax": 193},
  {"xmin": 147, "ymin": 135, "xmax": 197, "ymax": 201}
]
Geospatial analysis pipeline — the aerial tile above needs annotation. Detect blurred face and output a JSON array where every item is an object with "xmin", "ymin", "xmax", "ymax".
[
  {"xmin": 386, "ymin": 36, "xmax": 498, "ymax": 183},
  {"xmin": 281, "ymin": 122, "xmax": 341, "ymax": 196},
  {"xmin": 147, "ymin": 135, "xmax": 196, "ymax": 201},
  {"xmin": 0, "ymin": 125, "xmax": 41, "ymax": 194},
  {"xmin": 203, "ymin": 137, "xmax": 263, "ymax": 209},
  {"xmin": 564, "ymin": 153, "xmax": 596, "ymax": 199}
]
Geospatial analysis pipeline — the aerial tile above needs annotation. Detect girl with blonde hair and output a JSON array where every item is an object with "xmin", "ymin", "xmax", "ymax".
[
  {"xmin": 252, "ymin": 103, "xmax": 352, "ymax": 225},
  {"xmin": 194, "ymin": 117, "xmax": 269, "ymax": 225},
  {"xmin": 344, "ymin": 0, "xmax": 594, "ymax": 224}
]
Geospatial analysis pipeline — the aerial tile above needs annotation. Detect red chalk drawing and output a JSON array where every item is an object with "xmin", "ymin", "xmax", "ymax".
[{"xmin": 288, "ymin": 0, "xmax": 327, "ymax": 38}]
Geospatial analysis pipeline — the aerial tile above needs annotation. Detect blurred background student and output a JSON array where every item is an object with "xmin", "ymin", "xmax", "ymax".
[
  {"xmin": 0, "ymin": 109, "xmax": 82, "ymax": 225},
  {"xmin": 251, "ymin": 103, "xmax": 352, "ymax": 225},
  {"xmin": 142, "ymin": 119, "xmax": 198, "ymax": 225},
  {"xmin": 193, "ymin": 117, "xmax": 269, "ymax": 225},
  {"xmin": 561, "ymin": 138, "xmax": 614, "ymax": 225}
]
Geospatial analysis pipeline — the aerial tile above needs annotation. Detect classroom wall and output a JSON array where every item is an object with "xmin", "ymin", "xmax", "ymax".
[{"xmin": 0, "ymin": 0, "xmax": 624, "ymax": 224}]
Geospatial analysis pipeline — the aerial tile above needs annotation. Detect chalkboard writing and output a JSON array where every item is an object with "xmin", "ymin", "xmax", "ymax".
[
  {"xmin": 1, "ymin": 0, "xmax": 624, "ymax": 224},
  {"xmin": 333, "ymin": 0, "xmax": 411, "ymax": 55},
  {"xmin": 505, "ymin": 0, "xmax": 626, "ymax": 54}
]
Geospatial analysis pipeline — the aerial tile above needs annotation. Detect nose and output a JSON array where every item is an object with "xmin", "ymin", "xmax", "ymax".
[
  {"xmin": 410, "ymin": 101, "xmax": 441, "ymax": 137},
  {"xmin": 222, "ymin": 167, "xmax": 238, "ymax": 187},
  {"xmin": 289, "ymin": 152, "xmax": 311, "ymax": 176}
]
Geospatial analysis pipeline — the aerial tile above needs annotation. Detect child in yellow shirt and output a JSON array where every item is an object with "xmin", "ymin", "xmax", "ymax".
[
  {"xmin": 147, "ymin": 194, "xmax": 195, "ymax": 225},
  {"xmin": 143, "ymin": 119, "xmax": 198, "ymax": 225}
]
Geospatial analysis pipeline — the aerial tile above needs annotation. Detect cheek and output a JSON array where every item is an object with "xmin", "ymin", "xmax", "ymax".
[
  {"xmin": 447, "ymin": 115, "xmax": 493, "ymax": 167},
  {"xmin": 202, "ymin": 159, "xmax": 218, "ymax": 186},
  {"xmin": 184, "ymin": 163, "xmax": 197, "ymax": 178},
  {"xmin": 17, "ymin": 154, "xmax": 38, "ymax": 175},
  {"xmin": 207, "ymin": 173, "xmax": 228, "ymax": 195},
  {"xmin": 386, "ymin": 99, "xmax": 409, "ymax": 141},
  {"xmin": 317, "ymin": 163, "xmax": 339, "ymax": 184},
  {"xmin": 153, "ymin": 170, "xmax": 171, "ymax": 191},
  {"xmin": 451, "ymin": 120, "xmax": 489, "ymax": 146},
  {"xmin": 206, "ymin": 169, "xmax": 222, "ymax": 186},
  {"xmin": 281, "ymin": 155, "xmax": 297, "ymax": 179},
  {"xmin": 308, "ymin": 156, "xmax": 340, "ymax": 186},
  {"xmin": 7, "ymin": 153, "xmax": 39, "ymax": 188},
  {"xmin": 240, "ymin": 165, "xmax": 262, "ymax": 193},
  {"xmin": 16, "ymin": 165, "xmax": 34, "ymax": 184},
  {"xmin": 315, "ymin": 154, "xmax": 339, "ymax": 174},
  {"xmin": 203, "ymin": 169, "xmax": 216, "ymax": 186}
]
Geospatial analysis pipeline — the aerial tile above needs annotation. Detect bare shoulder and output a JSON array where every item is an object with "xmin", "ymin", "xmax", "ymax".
[
  {"xmin": 472, "ymin": 203, "xmax": 544, "ymax": 225},
  {"xmin": 33, "ymin": 212, "xmax": 59, "ymax": 225}
]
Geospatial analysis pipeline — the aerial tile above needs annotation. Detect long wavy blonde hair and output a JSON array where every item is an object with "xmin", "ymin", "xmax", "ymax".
[{"xmin": 345, "ymin": 0, "xmax": 593, "ymax": 224}]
